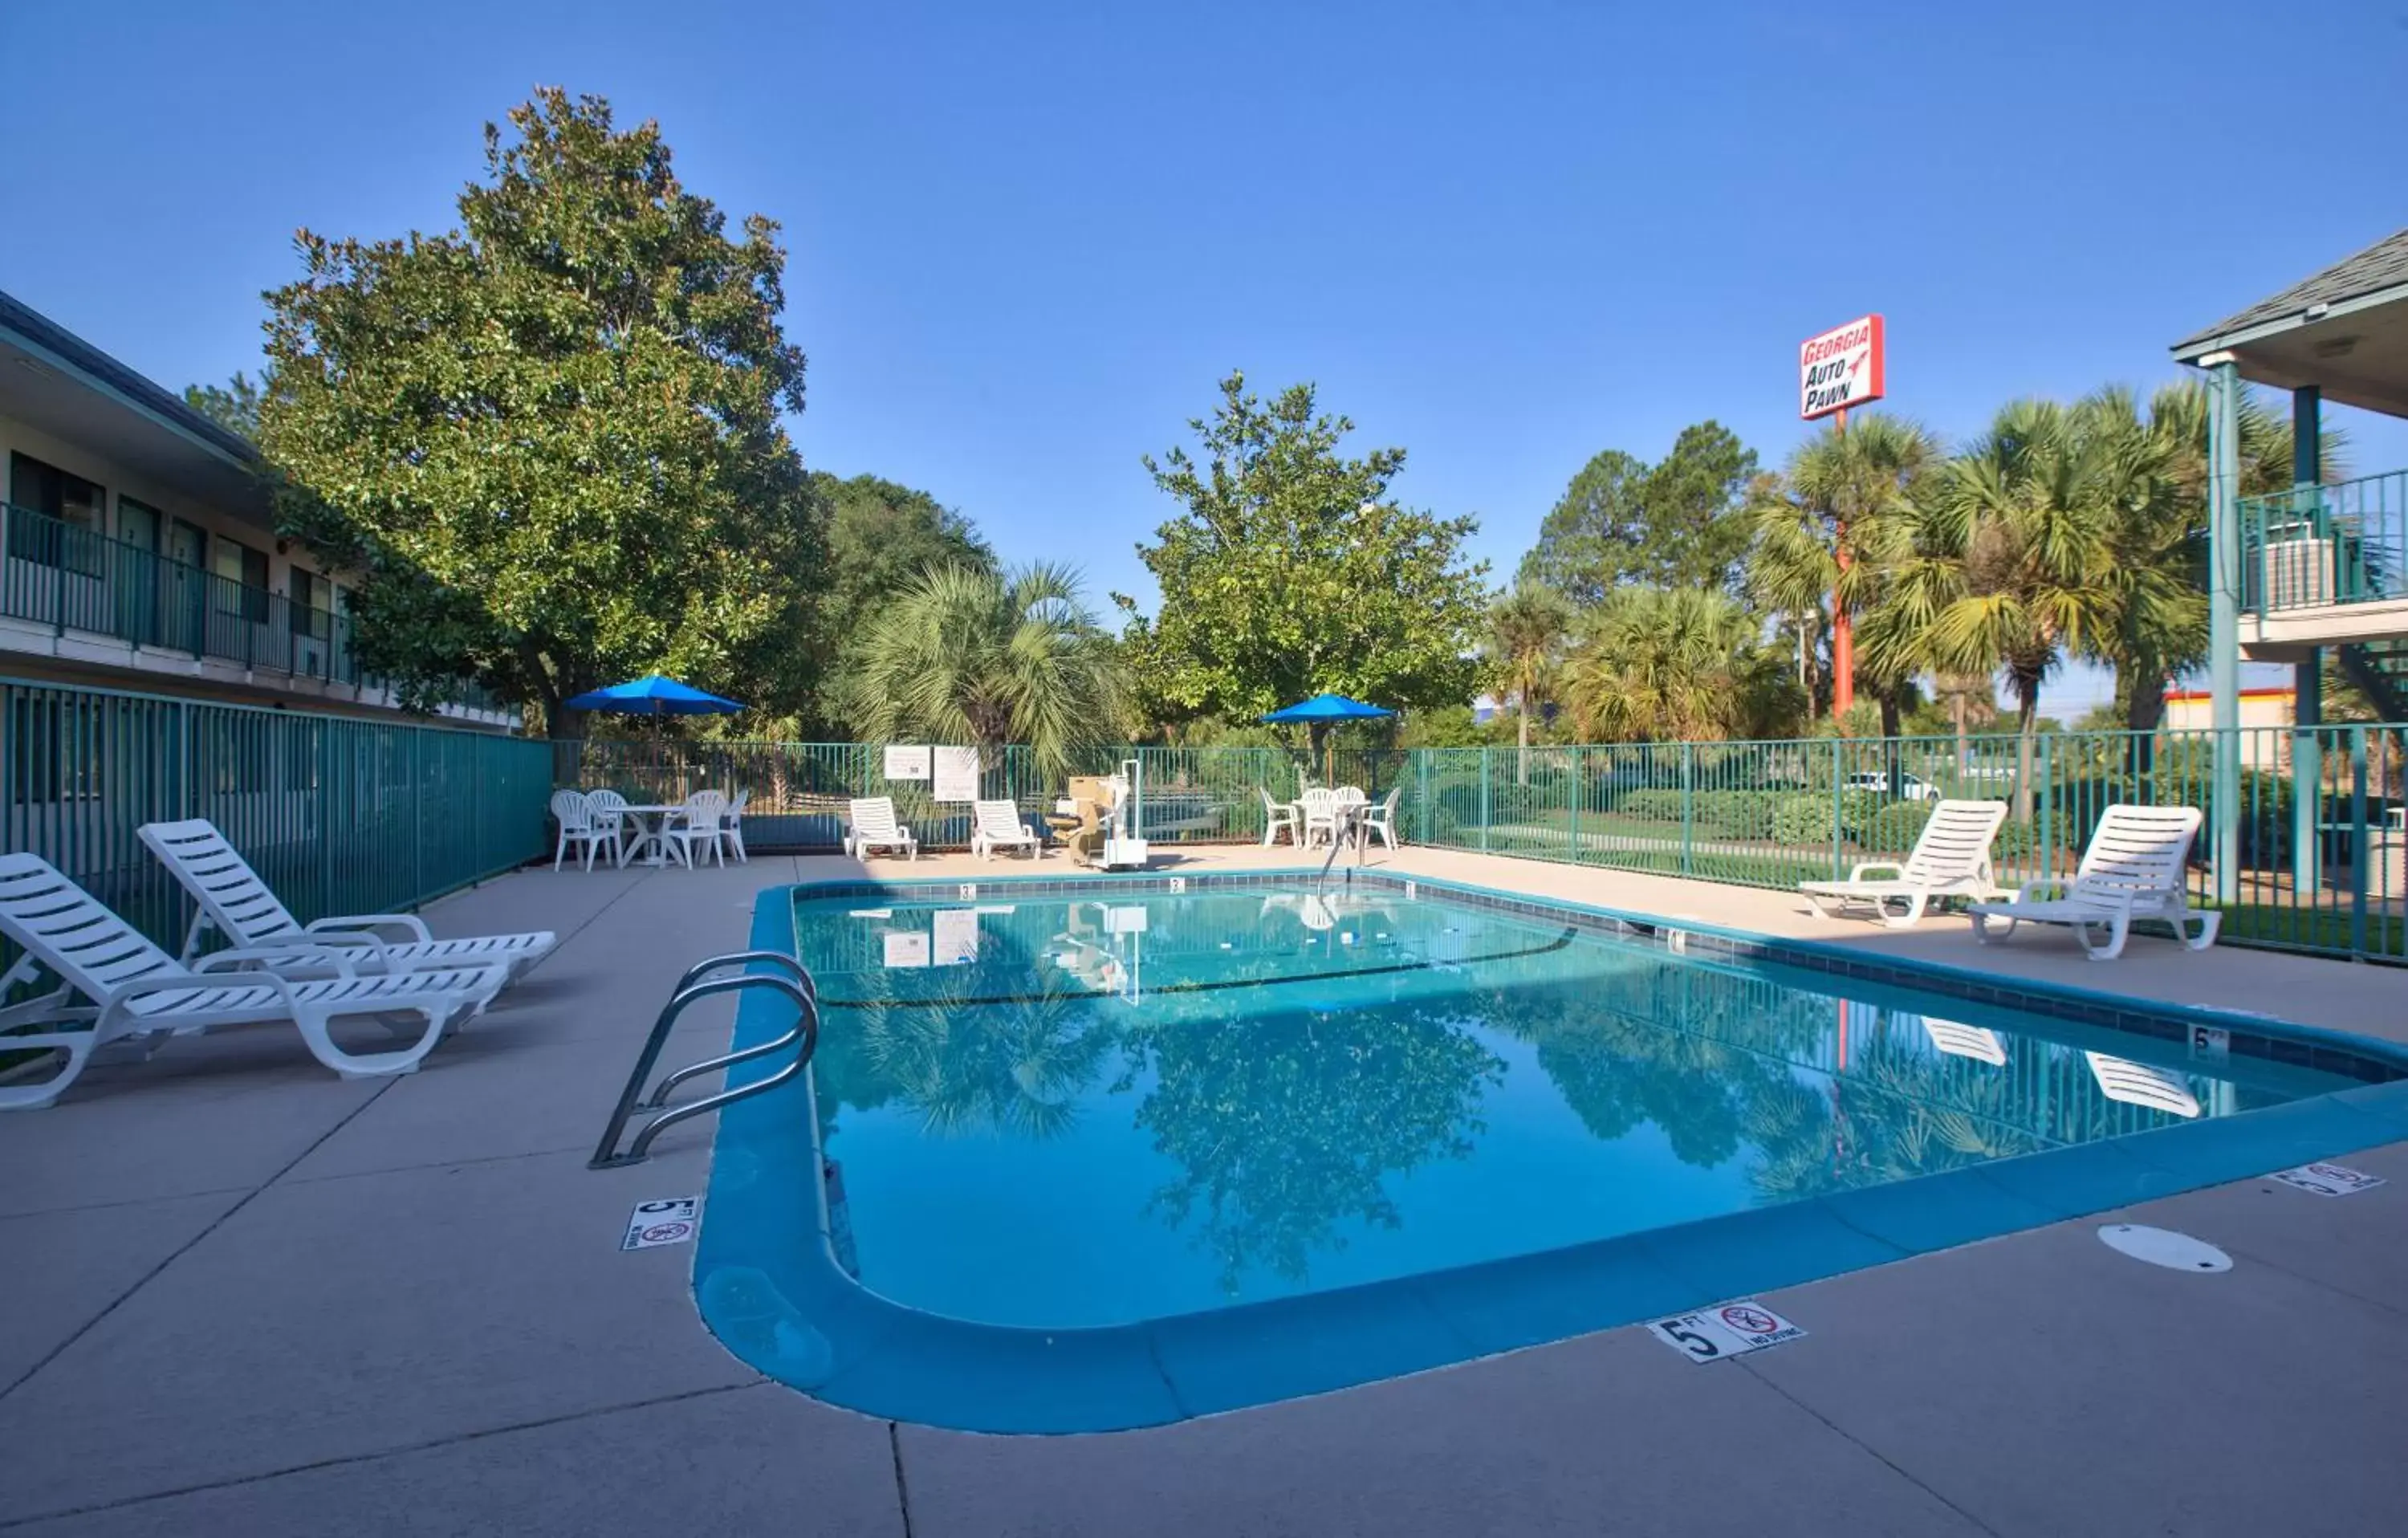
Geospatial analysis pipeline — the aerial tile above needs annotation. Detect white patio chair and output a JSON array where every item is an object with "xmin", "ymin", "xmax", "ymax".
[
  {"xmin": 549, "ymin": 789, "xmax": 620, "ymax": 872},
  {"xmin": 661, "ymin": 791, "xmax": 730, "ymax": 869},
  {"xmin": 0, "ymin": 852, "xmax": 507, "ymax": 1110},
  {"xmin": 136, "ymin": 820, "xmax": 558, "ymax": 982},
  {"xmin": 1259, "ymin": 787, "xmax": 1300, "ymax": 847},
  {"xmin": 844, "ymin": 796, "xmax": 918, "ymax": 861},
  {"xmin": 584, "ymin": 788, "xmax": 638, "ymax": 869},
  {"xmin": 970, "ymin": 799, "xmax": 1041, "ymax": 861},
  {"xmin": 1800, "ymin": 800, "xmax": 2010, "ymax": 928},
  {"xmin": 1299, "ymin": 788, "xmax": 1340, "ymax": 849},
  {"xmin": 720, "ymin": 788, "xmax": 750, "ymax": 865},
  {"xmin": 1360, "ymin": 787, "xmax": 1402, "ymax": 850},
  {"xmin": 1968, "ymin": 804, "xmax": 2219, "ymax": 962}
]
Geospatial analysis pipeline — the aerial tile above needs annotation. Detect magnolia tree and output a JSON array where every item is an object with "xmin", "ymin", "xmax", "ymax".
[
  {"xmin": 1118, "ymin": 372, "xmax": 1489, "ymax": 754},
  {"xmin": 260, "ymin": 88, "xmax": 820, "ymax": 733}
]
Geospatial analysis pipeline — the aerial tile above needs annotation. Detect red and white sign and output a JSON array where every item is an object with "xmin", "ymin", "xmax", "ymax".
[{"xmin": 1800, "ymin": 315, "xmax": 1885, "ymax": 420}]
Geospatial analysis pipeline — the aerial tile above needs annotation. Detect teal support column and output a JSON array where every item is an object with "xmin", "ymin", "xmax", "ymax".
[
  {"xmin": 2206, "ymin": 356, "xmax": 2243, "ymax": 902},
  {"xmin": 2292, "ymin": 385, "xmax": 2323, "ymax": 895}
]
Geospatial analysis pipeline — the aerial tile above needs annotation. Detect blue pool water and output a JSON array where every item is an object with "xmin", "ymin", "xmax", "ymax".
[{"xmin": 783, "ymin": 881, "xmax": 2359, "ymax": 1332}]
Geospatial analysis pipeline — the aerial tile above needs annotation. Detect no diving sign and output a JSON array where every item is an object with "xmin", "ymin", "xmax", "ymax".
[
  {"xmin": 2270, "ymin": 1162, "xmax": 2386, "ymax": 1198},
  {"xmin": 1649, "ymin": 1300, "xmax": 1806, "ymax": 1362},
  {"xmin": 623, "ymin": 1197, "xmax": 699, "ymax": 1251}
]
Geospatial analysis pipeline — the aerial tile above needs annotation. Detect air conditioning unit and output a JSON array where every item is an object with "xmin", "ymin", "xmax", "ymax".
[{"xmin": 2261, "ymin": 535, "xmax": 2333, "ymax": 610}]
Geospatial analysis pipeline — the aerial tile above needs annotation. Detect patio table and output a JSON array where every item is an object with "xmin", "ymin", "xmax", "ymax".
[{"xmin": 615, "ymin": 804, "xmax": 694, "ymax": 869}]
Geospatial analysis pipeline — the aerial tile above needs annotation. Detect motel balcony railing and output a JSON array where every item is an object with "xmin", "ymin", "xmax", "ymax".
[
  {"xmin": 2240, "ymin": 468, "xmax": 2408, "ymax": 615},
  {"xmin": 0, "ymin": 501, "xmax": 515, "ymax": 724}
]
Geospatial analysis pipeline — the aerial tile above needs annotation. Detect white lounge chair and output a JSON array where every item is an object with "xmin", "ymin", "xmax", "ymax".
[
  {"xmin": 550, "ymin": 789, "xmax": 620, "ymax": 872},
  {"xmin": 970, "ymin": 799, "xmax": 1040, "ymax": 861},
  {"xmin": 2086, "ymin": 1052, "xmax": 2203, "ymax": 1118},
  {"xmin": 1800, "ymin": 799, "xmax": 2009, "ymax": 928},
  {"xmin": 0, "ymin": 853, "xmax": 507, "ymax": 1109},
  {"xmin": 662, "ymin": 791, "xmax": 730, "ymax": 869},
  {"xmin": 844, "ymin": 797, "xmax": 918, "ymax": 861},
  {"xmin": 1968, "ymin": 804, "xmax": 2220, "ymax": 962},
  {"xmin": 1259, "ymin": 787, "xmax": 1300, "ymax": 847},
  {"xmin": 136, "ymin": 819, "xmax": 557, "ymax": 982}
]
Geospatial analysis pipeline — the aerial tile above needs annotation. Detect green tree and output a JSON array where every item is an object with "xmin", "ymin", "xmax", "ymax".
[
  {"xmin": 1487, "ymin": 580, "xmax": 1573, "ymax": 781},
  {"xmin": 183, "ymin": 374, "xmax": 266, "ymax": 442},
  {"xmin": 1119, "ymin": 372, "xmax": 1488, "ymax": 753},
  {"xmin": 259, "ymin": 88, "xmax": 819, "ymax": 732},
  {"xmin": 839, "ymin": 562, "xmax": 1125, "ymax": 780},
  {"xmin": 1897, "ymin": 400, "xmax": 2119, "ymax": 818},
  {"xmin": 1746, "ymin": 414, "xmax": 1942, "ymax": 733},
  {"xmin": 1562, "ymin": 586, "xmax": 1804, "ymax": 743},
  {"xmin": 1519, "ymin": 423, "xmax": 1759, "ymax": 603}
]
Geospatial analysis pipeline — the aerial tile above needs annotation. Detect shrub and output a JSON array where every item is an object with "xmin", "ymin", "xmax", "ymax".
[{"xmin": 1861, "ymin": 800, "xmax": 1934, "ymax": 854}]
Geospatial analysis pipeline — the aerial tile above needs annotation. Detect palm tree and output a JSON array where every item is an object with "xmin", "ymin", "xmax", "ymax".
[
  {"xmin": 838, "ymin": 562, "xmax": 1125, "ymax": 780},
  {"xmin": 1487, "ymin": 580, "xmax": 1573, "ymax": 783},
  {"xmin": 1563, "ymin": 587, "xmax": 1801, "ymax": 742},
  {"xmin": 1903, "ymin": 400, "xmax": 2118, "ymax": 819},
  {"xmin": 1744, "ymin": 417, "xmax": 1942, "ymax": 731}
]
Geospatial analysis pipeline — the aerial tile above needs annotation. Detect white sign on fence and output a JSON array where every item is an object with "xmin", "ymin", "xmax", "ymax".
[
  {"xmin": 932, "ymin": 745, "xmax": 981, "ymax": 802},
  {"xmin": 882, "ymin": 931, "xmax": 929, "ymax": 968},
  {"xmin": 884, "ymin": 744, "xmax": 931, "ymax": 781}
]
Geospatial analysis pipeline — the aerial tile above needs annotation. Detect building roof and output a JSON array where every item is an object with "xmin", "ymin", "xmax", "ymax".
[
  {"xmin": 0, "ymin": 290, "xmax": 259, "ymax": 465},
  {"xmin": 2174, "ymin": 228, "xmax": 2408, "ymax": 357},
  {"xmin": 0, "ymin": 289, "xmax": 271, "ymax": 521}
]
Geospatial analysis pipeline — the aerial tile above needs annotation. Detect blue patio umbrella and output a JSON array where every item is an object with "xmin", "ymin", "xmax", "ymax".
[
  {"xmin": 1262, "ymin": 694, "xmax": 1393, "ymax": 783},
  {"xmin": 563, "ymin": 673, "xmax": 746, "ymax": 717}
]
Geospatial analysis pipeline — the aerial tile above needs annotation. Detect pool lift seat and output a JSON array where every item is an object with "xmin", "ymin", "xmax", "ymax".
[{"xmin": 590, "ymin": 950, "xmax": 820, "ymax": 1169}]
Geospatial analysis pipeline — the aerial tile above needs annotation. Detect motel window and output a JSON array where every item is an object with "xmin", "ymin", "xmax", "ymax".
[
  {"xmin": 7, "ymin": 452, "xmax": 107, "ymax": 574},
  {"xmin": 209, "ymin": 536, "xmax": 271, "ymax": 624},
  {"xmin": 289, "ymin": 568, "xmax": 331, "ymax": 639}
]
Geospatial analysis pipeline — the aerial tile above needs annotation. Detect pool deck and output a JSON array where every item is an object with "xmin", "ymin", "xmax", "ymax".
[{"xmin": 4, "ymin": 843, "xmax": 2406, "ymax": 1536}]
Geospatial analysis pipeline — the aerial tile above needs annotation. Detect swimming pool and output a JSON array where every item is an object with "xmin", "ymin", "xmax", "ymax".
[{"xmin": 694, "ymin": 869, "xmax": 2408, "ymax": 1431}]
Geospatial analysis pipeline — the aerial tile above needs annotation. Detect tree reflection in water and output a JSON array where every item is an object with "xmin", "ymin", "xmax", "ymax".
[{"xmin": 1120, "ymin": 994, "xmax": 1505, "ymax": 1294}]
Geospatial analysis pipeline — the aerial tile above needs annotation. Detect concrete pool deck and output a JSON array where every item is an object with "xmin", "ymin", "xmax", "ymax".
[{"xmin": 3, "ymin": 844, "xmax": 2405, "ymax": 1535}]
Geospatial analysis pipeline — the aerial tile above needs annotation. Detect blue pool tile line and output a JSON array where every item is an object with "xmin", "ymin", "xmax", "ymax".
[{"xmin": 687, "ymin": 868, "xmax": 2408, "ymax": 1434}]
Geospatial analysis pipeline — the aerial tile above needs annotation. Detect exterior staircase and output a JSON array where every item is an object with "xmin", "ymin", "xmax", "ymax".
[{"xmin": 2339, "ymin": 638, "xmax": 2408, "ymax": 722}]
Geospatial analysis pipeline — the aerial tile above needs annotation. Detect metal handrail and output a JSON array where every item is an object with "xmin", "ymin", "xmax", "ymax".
[{"xmin": 589, "ymin": 951, "xmax": 820, "ymax": 1170}]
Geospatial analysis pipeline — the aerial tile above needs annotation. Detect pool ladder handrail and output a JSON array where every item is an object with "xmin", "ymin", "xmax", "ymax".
[{"xmin": 589, "ymin": 950, "xmax": 820, "ymax": 1170}]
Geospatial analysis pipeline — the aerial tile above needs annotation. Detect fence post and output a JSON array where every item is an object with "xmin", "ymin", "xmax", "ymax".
[
  {"xmin": 1464, "ymin": 746, "xmax": 1483, "ymax": 856},
  {"xmin": 1568, "ymin": 747, "xmax": 1583, "ymax": 865},
  {"xmin": 1416, "ymin": 749, "xmax": 1429, "ymax": 844},
  {"xmin": 1829, "ymin": 739, "xmax": 1844, "ymax": 881},
  {"xmin": 412, "ymin": 729, "xmax": 425, "ymax": 902},
  {"xmin": 1682, "ymin": 742, "xmax": 1695, "ymax": 879},
  {"xmin": 2039, "ymin": 733, "xmax": 2056, "ymax": 880},
  {"xmin": 2350, "ymin": 726, "xmax": 2369, "ymax": 958}
]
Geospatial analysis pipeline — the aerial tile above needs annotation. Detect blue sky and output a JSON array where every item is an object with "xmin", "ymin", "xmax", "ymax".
[{"xmin": 6, "ymin": 0, "xmax": 2405, "ymax": 715}]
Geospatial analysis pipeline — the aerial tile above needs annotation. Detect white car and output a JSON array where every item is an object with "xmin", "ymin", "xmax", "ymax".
[{"xmin": 1845, "ymin": 771, "xmax": 1943, "ymax": 802}]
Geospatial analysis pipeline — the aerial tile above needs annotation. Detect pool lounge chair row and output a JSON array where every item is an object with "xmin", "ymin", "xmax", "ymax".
[
  {"xmin": 0, "ymin": 820, "xmax": 558, "ymax": 1110},
  {"xmin": 1800, "ymin": 799, "xmax": 2219, "ymax": 961},
  {"xmin": 843, "ymin": 797, "xmax": 1043, "ymax": 862}
]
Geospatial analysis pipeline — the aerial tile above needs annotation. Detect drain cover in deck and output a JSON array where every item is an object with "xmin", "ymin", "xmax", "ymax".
[{"xmin": 2097, "ymin": 1223, "xmax": 2231, "ymax": 1273}]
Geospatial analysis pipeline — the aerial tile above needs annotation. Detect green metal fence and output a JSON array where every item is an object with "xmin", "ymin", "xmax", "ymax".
[
  {"xmin": 555, "ymin": 725, "xmax": 2406, "ymax": 966},
  {"xmin": 1389, "ymin": 727, "xmax": 2406, "ymax": 964},
  {"xmin": 2, "ymin": 675, "xmax": 552, "ymax": 965}
]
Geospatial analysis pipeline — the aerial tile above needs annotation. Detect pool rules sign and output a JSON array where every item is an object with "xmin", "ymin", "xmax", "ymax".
[{"xmin": 1800, "ymin": 314, "xmax": 1885, "ymax": 420}]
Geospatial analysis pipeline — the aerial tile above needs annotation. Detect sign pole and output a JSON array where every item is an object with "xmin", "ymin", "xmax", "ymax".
[
  {"xmin": 1831, "ymin": 403, "xmax": 1853, "ymax": 720},
  {"xmin": 1798, "ymin": 315, "xmax": 1883, "ymax": 724}
]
